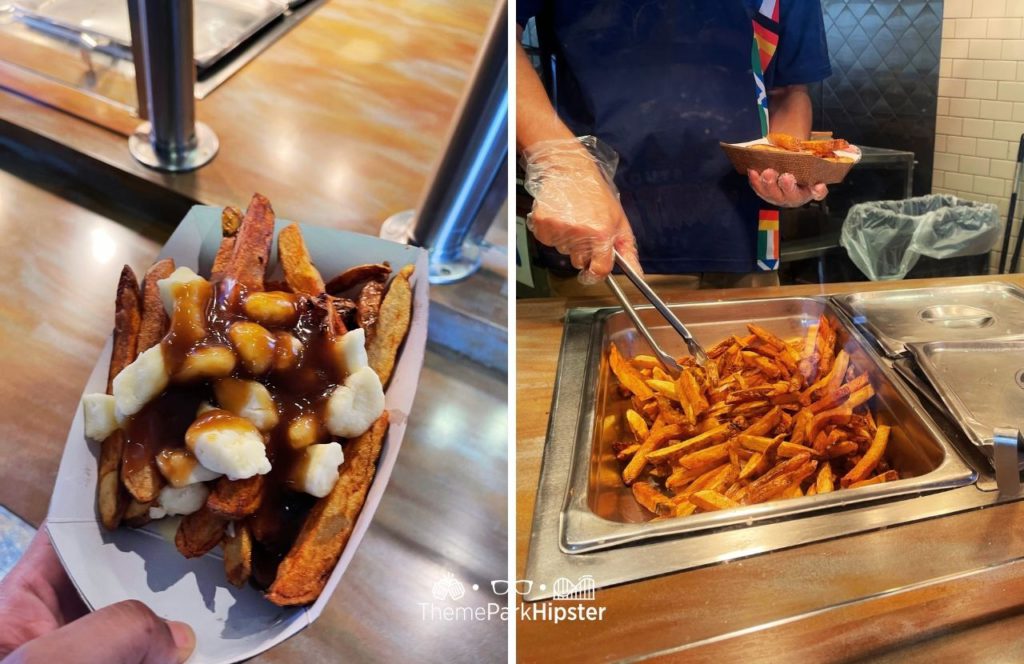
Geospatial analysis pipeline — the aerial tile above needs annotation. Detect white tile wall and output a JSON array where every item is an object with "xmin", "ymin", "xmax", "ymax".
[{"xmin": 935, "ymin": 0, "xmax": 1024, "ymax": 273}]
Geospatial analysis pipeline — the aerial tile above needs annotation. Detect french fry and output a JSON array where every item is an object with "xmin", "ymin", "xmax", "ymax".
[
  {"xmin": 816, "ymin": 463, "xmax": 835, "ymax": 494},
  {"xmin": 278, "ymin": 223, "xmax": 326, "ymax": 297},
  {"xmin": 646, "ymin": 379, "xmax": 677, "ymax": 399},
  {"xmin": 120, "ymin": 261, "xmax": 174, "ymax": 505},
  {"xmin": 225, "ymin": 193, "xmax": 275, "ymax": 292},
  {"xmin": 690, "ymin": 490, "xmax": 740, "ymax": 512},
  {"xmin": 175, "ymin": 506, "xmax": 228, "ymax": 559},
  {"xmin": 808, "ymin": 405, "xmax": 853, "ymax": 442},
  {"xmin": 827, "ymin": 440, "xmax": 860, "ymax": 458},
  {"xmin": 741, "ymin": 406, "xmax": 782, "ymax": 438},
  {"xmin": 632, "ymin": 482, "xmax": 673, "ymax": 516},
  {"xmin": 848, "ymin": 469, "xmax": 899, "ymax": 489},
  {"xmin": 677, "ymin": 442, "xmax": 731, "ymax": 471},
  {"xmin": 356, "ymin": 280, "xmax": 386, "ymax": 342},
  {"xmin": 738, "ymin": 452, "xmax": 765, "ymax": 480},
  {"xmin": 807, "ymin": 374, "xmax": 871, "ymax": 414},
  {"xmin": 223, "ymin": 522, "xmax": 253, "ymax": 588},
  {"xmin": 122, "ymin": 498, "xmax": 152, "ymax": 528},
  {"xmin": 625, "ymin": 409, "xmax": 649, "ymax": 441},
  {"xmin": 778, "ymin": 442, "xmax": 817, "ymax": 458},
  {"xmin": 609, "ymin": 343, "xmax": 654, "ymax": 401},
  {"xmin": 675, "ymin": 369, "xmax": 708, "ymax": 424},
  {"xmin": 623, "ymin": 423, "xmax": 690, "ymax": 484},
  {"xmin": 98, "ymin": 265, "xmax": 141, "ymax": 530},
  {"xmin": 265, "ymin": 413, "xmax": 388, "ymax": 606},
  {"xmin": 367, "ymin": 265, "xmax": 414, "ymax": 387},
  {"xmin": 325, "ymin": 263, "xmax": 391, "ymax": 295},
  {"xmin": 136, "ymin": 258, "xmax": 174, "ymax": 351},
  {"xmin": 645, "ymin": 424, "xmax": 733, "ymax": 462},
  {"xmin": 842, "ymin": 425, "xmax": 891, "ymax": 487},
  {"xmin": 207, "ymin": 475, "xmax": 265, "ymax": 519},
  {"xmin": 780, "ymin": 482, "xmax": 804, "ymax": 499},
  {"xmin": 744, "ymin": 460, "xmax": 817, "ymax": 505}
]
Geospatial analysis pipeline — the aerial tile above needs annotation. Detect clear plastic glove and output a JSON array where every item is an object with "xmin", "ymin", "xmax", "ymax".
[
  {"xmin": 521, "ymin": 136, "xmax": 641, "ymax": 285},
  {"xmin": 748, "ymin": 168, "xmax": 828, "ymax": 207},
  {"xmin": 0, "ymin": 526, "xmax": 195, "ymax": 663}
]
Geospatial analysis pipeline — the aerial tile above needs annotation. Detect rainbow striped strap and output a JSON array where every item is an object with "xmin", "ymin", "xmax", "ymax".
[
  {"xmin": 757, "ymin": 209, "xmax": 780, "ymax": 271},
  {"xmin": 750, "ymin": 0, "xmax": 780, "ymax": 135}
]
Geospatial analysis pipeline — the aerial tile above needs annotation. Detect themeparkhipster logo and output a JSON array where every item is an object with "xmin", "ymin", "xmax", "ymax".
[{"xmin": 419, "ymin": 572, "xmax": 607, "ymax": 624}]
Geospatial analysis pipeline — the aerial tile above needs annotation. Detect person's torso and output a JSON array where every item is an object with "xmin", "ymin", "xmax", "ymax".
[{"xmin": 536, "ymin": 0, "xmax": 778, "ymax": 273}]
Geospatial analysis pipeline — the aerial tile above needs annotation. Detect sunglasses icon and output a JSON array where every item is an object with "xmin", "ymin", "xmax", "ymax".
[{"xmin": 491, "ymin": 579, "xmax": 533, "ymax": 595}]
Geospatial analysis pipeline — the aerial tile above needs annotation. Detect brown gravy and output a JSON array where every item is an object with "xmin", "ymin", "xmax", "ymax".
[{"xmin": 121, "ymin": 271, "xmax": 348, "ymax": 586}]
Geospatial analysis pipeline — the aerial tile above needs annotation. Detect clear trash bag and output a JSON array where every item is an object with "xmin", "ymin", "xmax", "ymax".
[{"xmin": 840, "ymin": 194, "xmax": 1000, "ymax": 280}]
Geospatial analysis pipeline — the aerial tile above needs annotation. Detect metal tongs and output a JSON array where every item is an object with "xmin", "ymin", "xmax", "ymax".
[{"xmin": 605, "ymin": 249, "xmax": 708, "ymax": 373}]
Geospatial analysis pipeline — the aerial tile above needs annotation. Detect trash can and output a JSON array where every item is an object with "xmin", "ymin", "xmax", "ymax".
[{"xmin": 840, "ymin": 194, "xmax": 1000, "ymax": 281}]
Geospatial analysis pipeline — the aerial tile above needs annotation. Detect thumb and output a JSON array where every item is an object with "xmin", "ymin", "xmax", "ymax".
[{"xmin": 6, "ymin": 600, "xmax": 195, "ymax": 664}]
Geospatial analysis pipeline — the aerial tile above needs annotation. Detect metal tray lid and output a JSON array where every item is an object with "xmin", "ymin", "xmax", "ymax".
[
  {"xmin": 832, "ymin": 282, "xmax": 1024, "ymax": 358},
  {"xmin": 14, "ymin": 0, "xmax": 284, "ymax": 68},
  {"xmin": 908, "ymin": 340, "xmax": 1024, "ymax": 458}
]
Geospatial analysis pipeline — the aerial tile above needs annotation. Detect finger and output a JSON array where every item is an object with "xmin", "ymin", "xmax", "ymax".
[
  {"xmin": 568, "ymin": 249, "xmax": 588, "ymax": 270},
  {"xmin": 810, "ymin": 183, "xmax": 828, "ymax": 200},
  {"xmin": 777, "ymin": 173, "xmax": 799, "ymax": 197},
  {"xmin": 776, "ymin": 174, "xmax": 808, "ymax": 206},
  {"xmin": 760, "ymin": 169, "xmax": 779, "ymax": 189},
  {"xmin": 524, "ymin": 211, "xmax": 536, "ymax": 233},
  {"xmin": 747, "ymin": 169, "xmax": 762, "ymax": 191},
  {"xmin": 1, "ymin": 526, "xmax": 87, "ymax": 625},
  {"xmin": 581, "ymin": 243, "xmax": 615, "ymax": 285},
  {"xmin": 613, "ymin": 232, "xmax": 644, "ymax": 278},
  {"xmin": 7, "ymin": 600, "xmax": 195, "ymax": 664}
]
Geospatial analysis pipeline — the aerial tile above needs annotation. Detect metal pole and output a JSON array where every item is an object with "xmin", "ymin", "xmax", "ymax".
[
  {"xmin": 380, "ymin": 0, "xmax": 508, "ymax": 284},
  {"xmin": 127, "ymin": 0, "xmax": 218, "ymax": 172}
]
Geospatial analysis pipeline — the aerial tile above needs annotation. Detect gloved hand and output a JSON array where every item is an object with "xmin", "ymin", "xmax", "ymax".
[
  {"xmin": 748, "ymin": 168, "xmax": 828, "ymax": 207},
  {"xmin": 521, "ymin": 136, "xmax": 641, "ymax": 285}
]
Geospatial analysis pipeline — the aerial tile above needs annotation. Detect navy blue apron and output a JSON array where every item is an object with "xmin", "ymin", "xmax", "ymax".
[{"xmin": 544, "ymin": 1, "xmax": 767, "ymax": 273}]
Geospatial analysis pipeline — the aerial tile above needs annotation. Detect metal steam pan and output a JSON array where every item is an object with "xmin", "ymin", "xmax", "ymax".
[
  {"xmin": 832, "ymin": 282, "xmax": 1024, "ymax": 358},
  {"xmin": 909, "ymin": 340, "xmax": 1024, "ymax": 468},
  {"xmin": 13, "ymin": 0, "xmax": 284, "ymax": 69},
  {"xmin": 559, "ymin": 296, "xmax": 975, "ymax": 554}
]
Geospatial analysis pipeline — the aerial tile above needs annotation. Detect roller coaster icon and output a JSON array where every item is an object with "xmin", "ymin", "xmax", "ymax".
[{"xmin": 551, "ymin": 574, "xmax": 596, "ymax": 601}]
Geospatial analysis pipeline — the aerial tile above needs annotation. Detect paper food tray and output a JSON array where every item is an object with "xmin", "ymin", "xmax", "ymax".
[{"xmin": 47, "ymin": 205, "xmax": 429, "ymax": 664}]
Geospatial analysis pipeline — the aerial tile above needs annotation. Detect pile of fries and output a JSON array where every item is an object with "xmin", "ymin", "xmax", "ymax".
[
  {"xmin": 85, "ymin": 193, "xmax": 413, "ymax": 605},
  {"xmin": 609, "ymin": 316, "xmax": 896, "ymax": 519},
  {"xmin": 751, "ymin": 132, "xmax": 854, "ymax": 162}
]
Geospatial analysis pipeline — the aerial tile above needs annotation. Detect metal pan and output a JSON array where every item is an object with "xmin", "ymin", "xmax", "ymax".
[
  {"xmin": 832, "ymin": 282, "xmax": 1024, "ymax": 358},
  {"xmin": 908, "ymin": 339, "xmax": 1024, "ymax": 471},
  {"xmin": 559, "ymin": 296, "xmax": 975, "ymax": 554},
  {"xmin": 13, "ymin": 0, "xmax": 284, "ymax": 69}
]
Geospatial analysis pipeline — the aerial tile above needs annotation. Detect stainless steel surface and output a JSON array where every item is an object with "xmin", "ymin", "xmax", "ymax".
[
  {"xmin": 558, "ymin": 297, "xmax": 975, "ymax": 554},
  {"xmin": 402, "ymin": 0, "xmax": 506, "ymax": 285},
  {"xmin": 993, "ymin": 428, "xmax": 1022, "ymax": 496},
  {"xmin": 612, "ymin": 248, "xmax": 708, "ymax": 367},
  {"xmin": 128, "ymin": 120, "xmax": 218, "ymax": 172},
  {"xmin": 833, "ymin": 282, "xmax": 1024, "ymax": 358},
  {"xmin": 522, "ymin": 301, "xmax": 1009, "ymax": 602},
  {"xmin": 891, "ymin": 356, "xmax": 948, "ymax": 413},
  {"xmin": 909, "ymin": 340, "xmax": 1024, "ymax": 471},
  {"xmin": 192, "ymin": 0, "xmax": 324, "ymax": 99},
  {"xmin": 127, "ymin": 0, "xmax": 217, "ymax": 172},
  {"xmin": 14, "ymin": 0, "xmax": 283, "ymax": 69},
  {"xmin": 605, "ymin": 276, "xmax": 682, "ymax": 374}
]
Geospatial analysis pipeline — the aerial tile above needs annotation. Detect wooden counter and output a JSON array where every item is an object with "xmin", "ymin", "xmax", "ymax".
[
  {"xmin": 0, "ymin": 167, "xmax": 507, "ymax": 659},
  {"xmin": 0, "ymin": 0, "xmax": 496, "ymax": 233},
  {"xmin": 517, "ymin": 275, "xmax": 1024, "ymax": 662}
]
